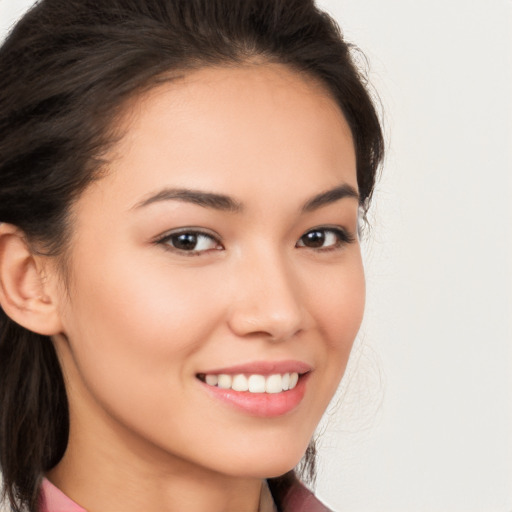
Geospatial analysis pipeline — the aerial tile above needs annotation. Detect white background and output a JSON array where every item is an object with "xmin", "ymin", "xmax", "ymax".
[{"xmin": 1, "ymin": 1, "xmax": 511, "ymax": 511}]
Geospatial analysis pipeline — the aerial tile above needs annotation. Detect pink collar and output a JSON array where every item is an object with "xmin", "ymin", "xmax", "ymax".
[{"xmin": 39, "ymin": 479, "xmax": 86, "ymax": 512}]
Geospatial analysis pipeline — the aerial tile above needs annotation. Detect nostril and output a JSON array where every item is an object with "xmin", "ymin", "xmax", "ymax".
[{"xmin": 227, "ymin": 306, "xmax": 304, "ymax": 342}]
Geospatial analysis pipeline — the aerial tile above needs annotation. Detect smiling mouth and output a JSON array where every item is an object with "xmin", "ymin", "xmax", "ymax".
[{"xmin": 196, "ymin": 372, "xmax": 301, "ymax": 394}]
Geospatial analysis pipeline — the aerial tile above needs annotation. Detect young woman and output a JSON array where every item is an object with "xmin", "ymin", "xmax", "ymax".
[{"xmin": 0, "ymin": 0, "xmax": 384, "ymax": 510}]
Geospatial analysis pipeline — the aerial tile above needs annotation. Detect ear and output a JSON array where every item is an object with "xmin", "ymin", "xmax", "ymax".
[{"xmin": 0, "ymin": 223, "xmax": 63, "ymax": 336}]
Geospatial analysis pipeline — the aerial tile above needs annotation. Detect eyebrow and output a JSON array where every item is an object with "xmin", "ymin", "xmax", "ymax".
[
  {"xmin": 301, "ymin": 183, "xmax": 360, "ymax": 212},
  {"xmin": 133, "ymin": 183, "xmax": 359, "ymax": 213},
  {"xmin": 133, "ymin": 188, "xmax": 243, "ymax": 212}
]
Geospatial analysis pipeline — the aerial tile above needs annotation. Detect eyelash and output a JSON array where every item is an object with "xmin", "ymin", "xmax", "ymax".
[
  {"xmin": 155, "ymin": 226, "xmax": 355, "ymax": 256},
  {"xmin": 155, "ymin": 228, "xmax": 222, "ymax": 256},
  {"xmin": 296, "ymin": 226, "xmax": 356, "ymax": 252}
]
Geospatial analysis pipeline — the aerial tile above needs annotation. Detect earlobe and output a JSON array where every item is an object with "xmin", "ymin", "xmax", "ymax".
[{"xmin": 0, "ymin": 223, "xmax": 63, "ymax": 336}]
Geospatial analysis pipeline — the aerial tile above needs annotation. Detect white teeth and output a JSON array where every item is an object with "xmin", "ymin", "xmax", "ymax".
[
  {"xmin": 265, "ymin": 374, "xmax": 282, "ymax": 394},
  {"xmin": 248, "ymin": 374, "xmax": 266, "ymax": 393},
  {"xmin": 217, "ymin": 374, "xmax": 232, "ymax": 389},
  {"xmin": 282, "ymin": 373, "xmax": 290, "ymax": 391},
  {"xmin": 205, "ymin": 374, "xmax": 218, "ymax": 386},
  {"xmin": 232, "ymin": 374, "xmax": 249, "ymax": 391},
  {"xmin": 203, "ymin": 372, "xmax": 300, "ymax": 393}
]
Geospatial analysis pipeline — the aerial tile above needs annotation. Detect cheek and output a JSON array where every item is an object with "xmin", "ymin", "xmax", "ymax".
[
  {"xmin": 312, "ymin": 255, "xmax": 365, "ymax": 346},
  {"xmin": 57, "ymin": 253, "xmax": 234, "ymax": 453},
  {"xmin": 306, "ymin": 254, "xmax": 365, "ymax": 390},
  {"xmin": 60, "ymin": 250, "xmax": 227, "ymax": 397}
]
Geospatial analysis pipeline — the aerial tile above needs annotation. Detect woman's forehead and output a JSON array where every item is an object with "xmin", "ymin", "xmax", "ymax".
[{"xmin": 91, "ymin": 64, "xmax": 356, "ymax": 209}]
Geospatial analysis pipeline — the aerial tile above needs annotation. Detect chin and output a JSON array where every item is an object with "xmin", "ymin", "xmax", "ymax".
[{"xmin": 218, "ymin": 442, "xmax": 309, "ymax": 480}]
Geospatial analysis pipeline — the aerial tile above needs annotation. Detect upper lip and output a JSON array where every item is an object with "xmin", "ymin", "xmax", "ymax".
[{"xmin": 198, "ymin": 360, "xmax": 313, "ymax": 376}]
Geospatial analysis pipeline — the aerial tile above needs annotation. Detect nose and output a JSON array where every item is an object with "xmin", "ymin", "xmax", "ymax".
[{"xmin": 226, "ymin": 251, "xmax": 306, "ymax": 342}]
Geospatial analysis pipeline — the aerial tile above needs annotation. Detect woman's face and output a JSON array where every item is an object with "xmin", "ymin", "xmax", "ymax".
[{"xmin": 51, "ymin": 64, "xmax": 365, "ymax": 480}]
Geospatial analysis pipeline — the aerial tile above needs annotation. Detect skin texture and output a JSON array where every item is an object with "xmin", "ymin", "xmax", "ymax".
[{"xmin": 15, "ymin": 63, "xmax": 364, "ymax": 511}]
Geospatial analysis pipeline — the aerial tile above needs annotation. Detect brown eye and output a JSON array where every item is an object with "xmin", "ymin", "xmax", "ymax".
[
  {"xmin": 296, "ymin": 227, "xmax": 354, "ymax": 250},
  {"xmin": 171, "ymin": 233, "xmax": 200, "ymax": 250},
  {"xmin": 300, "ymin": 230, "xmax": 327, "ymax": 248},
  {"xmin": 159, "ymin": 230, "xmax": 221, "ymax": 253}
]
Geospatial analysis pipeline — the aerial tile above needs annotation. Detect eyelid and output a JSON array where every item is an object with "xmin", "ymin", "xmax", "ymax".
[
  {"xmin": 153, "ymin": 227, "xmax": 223, "ymax": 254},
  {"xmin": 296, "ymin": 225, "xmax": 356, "ymax": 250}
]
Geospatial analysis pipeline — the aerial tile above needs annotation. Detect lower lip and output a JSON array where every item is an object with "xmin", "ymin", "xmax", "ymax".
[{"xmin": 200, "ymin": 374, "xmax": 309, "ymax": 418}]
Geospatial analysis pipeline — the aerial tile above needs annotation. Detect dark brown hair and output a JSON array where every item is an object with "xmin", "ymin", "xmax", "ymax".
[{"xmin": 0, "ymin": 0, "xmax": 384, "ymax": 510}]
